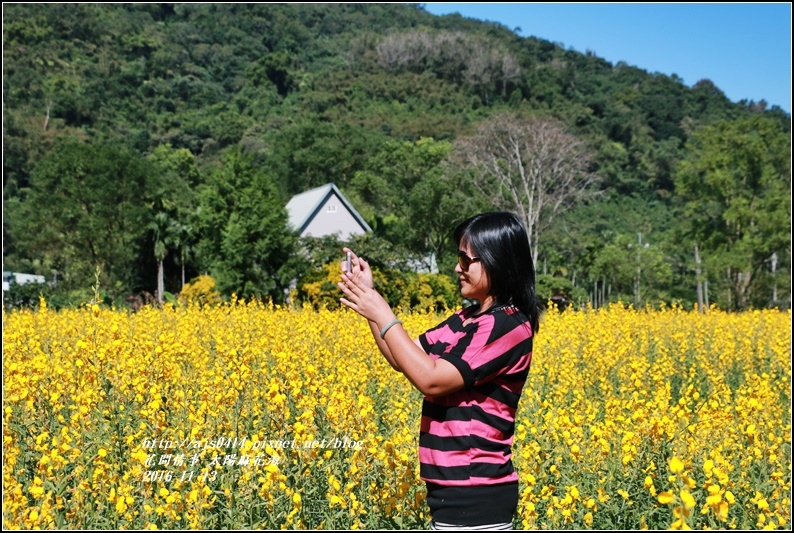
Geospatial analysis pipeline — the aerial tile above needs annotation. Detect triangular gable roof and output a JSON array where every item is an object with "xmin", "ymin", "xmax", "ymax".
[{"xmin": 286, "ymin": 183, "xmax": 372, "ymax": 234}]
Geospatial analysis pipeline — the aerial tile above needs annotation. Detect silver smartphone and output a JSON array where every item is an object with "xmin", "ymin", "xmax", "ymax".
[{"xmin": 344, "ymin": 251, "xmax": 352, "ymax": 274}]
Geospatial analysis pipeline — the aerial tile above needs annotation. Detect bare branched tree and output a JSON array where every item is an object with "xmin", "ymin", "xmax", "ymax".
[
  {"xmin": 450, "ymin": 112, "xmax": 601, "ymax": 264},
  {"xmin": 376, "ymin": 31, "xmax": 432, "ymax": 70},
  {"xmin": 500, "ymin": 54, "xmax": 522, "ymax": 96},
  {"xmin": 375, "ymin": 30, "xmax": 521, "ymax": 101}
]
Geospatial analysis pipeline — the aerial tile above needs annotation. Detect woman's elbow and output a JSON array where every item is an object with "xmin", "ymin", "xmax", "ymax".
[
  {"xmin": 417, "ymin": 381, "xmax": 464, "ymax": 398},
  {"xmin": 415, "ymin": 362, "xmax": 465, "ymax": 397}
]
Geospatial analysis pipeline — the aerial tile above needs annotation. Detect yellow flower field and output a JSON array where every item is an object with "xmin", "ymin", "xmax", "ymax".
[{"xmin": 2, "ymin": 301, "xmax": 791, "ymax": 529}]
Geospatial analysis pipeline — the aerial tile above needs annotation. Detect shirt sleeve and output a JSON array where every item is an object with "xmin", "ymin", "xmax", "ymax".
[
  {"xmin": 436, "ymin": 313, "xmax": 497, "ymax": 389},
  {"xmin": 418, "ymin": 310, "xmax": 463, "ymax": 353},
  {"xmin": 439, "ymin": 312, "xmax": 532, "ymax": 389}
]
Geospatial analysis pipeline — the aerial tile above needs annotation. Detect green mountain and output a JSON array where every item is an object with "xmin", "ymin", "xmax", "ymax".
[{"xmin": 3, "ymin": 3, "xmax": 790, "ymax": 311}]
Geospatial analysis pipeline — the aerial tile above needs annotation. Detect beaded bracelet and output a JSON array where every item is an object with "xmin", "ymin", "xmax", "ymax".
[{"xmin": 379, "ymin": 319, "xmax": 403, "ymax": 339}]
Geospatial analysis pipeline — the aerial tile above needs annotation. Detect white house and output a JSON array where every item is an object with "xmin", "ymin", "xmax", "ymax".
[
  {"xmin": 3, "ymin": 271, "xmax": 46, "ymax": 292},
  {"xmin": 285, "ymin": 183, "xmax": 371, "ymax": 240}
]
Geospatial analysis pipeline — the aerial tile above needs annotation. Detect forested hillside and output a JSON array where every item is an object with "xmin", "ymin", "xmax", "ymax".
[{"xmin": 3, "ymin": 3, "xmax": 790, "ymax": 310}]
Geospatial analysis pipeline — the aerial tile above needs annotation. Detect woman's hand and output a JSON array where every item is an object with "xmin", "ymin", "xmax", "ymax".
[
  {"xmin": 338, "ymin": 248, "xmax": 465, "ymax": 397},
  {"xmin": 338, "ymin": 259, "xmax": 394, "ymax": 326},
  {"xmin": 342, "ymin": 247, "xmax": 374, "ymax": 289}
]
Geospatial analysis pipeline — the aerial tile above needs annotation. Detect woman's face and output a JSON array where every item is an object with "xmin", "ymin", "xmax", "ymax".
[{"xmin": 455, "ymin": 243, "xmax": 492, "ymax": 306}]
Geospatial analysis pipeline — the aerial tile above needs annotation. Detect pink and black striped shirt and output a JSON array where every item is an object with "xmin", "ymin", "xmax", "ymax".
[{"xmin": 417, "ymin": 304, "xmax": 533, "ymax": 487}]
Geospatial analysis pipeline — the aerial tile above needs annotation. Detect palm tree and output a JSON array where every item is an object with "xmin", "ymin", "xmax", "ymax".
[{"xmin": 147, "ymin": 212, "xmax": 178, "ymax": 304}]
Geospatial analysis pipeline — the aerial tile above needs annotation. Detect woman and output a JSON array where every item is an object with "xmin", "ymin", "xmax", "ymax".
[{"xmin": 338, "ymin": 212, "xmax": 540, "ymax": 530}]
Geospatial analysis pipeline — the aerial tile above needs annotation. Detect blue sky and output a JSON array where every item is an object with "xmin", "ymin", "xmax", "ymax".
[{"xmin": 422, "ymin": 3, "xmax": 792, "ymax": 113}]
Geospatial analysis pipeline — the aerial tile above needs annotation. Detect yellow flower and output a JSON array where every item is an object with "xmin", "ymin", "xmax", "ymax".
[
  {"xmin": 680, "ymin": 490, "xmax": 696, "ymax": 510},
  {"xmin": 658, "ymin": 491, "xmax": 676, "ymax": 505},
  {"xmin": 669, "ymin": 456, "xmax": 685, "ymax": 474},
  {"xmin": 755, "ymin": 496, "xmax": 770, "ymax": 511},
  {"xmin": 714, "ymin": 501, "xmax": 729, "ymax": 521},
  {"xmin": 132, "ymin": 449, "xmax": 148, "ymax": 464},
  {"xmin": 2, "ymin": 297, "xmax": 789, "ymax": 530},
  {"xmin": 28, "ymin": 477, "xmax": 45, "ymax": 499}
]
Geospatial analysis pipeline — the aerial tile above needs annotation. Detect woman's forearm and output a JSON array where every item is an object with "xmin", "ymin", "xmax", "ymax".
[
  {"xmin": 382, "ymin": 323, "xmax": 464, "ymax": 397},
  {"xmin": 337, "ymin": 267, "xmax": 457, "ymax": 390},
  {"xmin": 369, "ymin": 319, "xmax": 403, "ymax": 372}
]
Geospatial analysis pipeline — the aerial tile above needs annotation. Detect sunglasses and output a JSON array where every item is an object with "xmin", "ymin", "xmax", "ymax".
[{"xmin": 457, "ymin": 250, "xmax": 481, "ymax": 271}]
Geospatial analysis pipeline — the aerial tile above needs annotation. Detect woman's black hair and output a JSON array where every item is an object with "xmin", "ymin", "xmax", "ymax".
[{"xmin": 454, "ymin": 212, "xmax": 540, "ymax": 334}]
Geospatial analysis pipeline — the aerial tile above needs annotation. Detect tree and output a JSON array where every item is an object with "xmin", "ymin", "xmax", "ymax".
[
  {"xmin": 375, "ymin": 30, "xmax": 522, "ymax": 104},
  {"xmin": 589, "ymin": 232, "xmax": 672, "ymax": 308},
  {"xmin": 408, "ymin": 165, "xmax": 482, "ymax": 268},
  {"xmin": 449, "ymin": 112, "xmax": 601, "ymax": 264},
  {"xmin": 195, "ymin": 149, "xmax": 297, "ymax": 301},
  {"xmin": 148, "ymin": 144, "xmax": 201, "ymax": 291},
  {"xmin": 10, "ymin": 141, "xmax": 157, "ymax": 300},
  {"xmin": 147, "ymin": 211, "xmax": 180, "ymax": 304},
  {"xmin": 348, "ymin": 137, "xmax": 477, "ymax": 268},
  {"xmin": 675, "ymin": 115, "xmax": 791, "ymax": 310}
]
